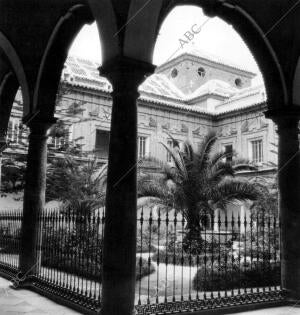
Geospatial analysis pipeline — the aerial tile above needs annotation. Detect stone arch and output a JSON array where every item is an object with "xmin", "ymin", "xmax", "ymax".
[
  {"xmin": 155, "ymin": 1, "xmax": 288, "ymax": 109},
  {"xmin": 0, "ymin": 71, "xmax": 19, "ymax": 141},
  {"xmin": 292, "ymin": 57, "xmax": 300, "ymax": 106},
  {"xmin": 123, "ymin": 0, "xmax": 165, "ymax": 61},
  {"xmin": 87, "ymin": 0, "xmax": 120, "ymax": 63},
  {"xmin": 33, "ymin": 4, "xmax": 94, "ymax": 118},
  {"xmin": 0, "ymin": 32, "xmax": 29, "ymax": 114}
]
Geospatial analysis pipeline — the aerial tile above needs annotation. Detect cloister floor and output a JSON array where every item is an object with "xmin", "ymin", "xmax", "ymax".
[
  {"xmin": 230, "ymin": 306, "xmax": 300, "ymax": 314},
  {"xmin": 0, "ymin": 277, "xmax": 80, "ymax": 314},
  {"xmin": 0, "ymin": 276, "xmax": 299, "ymax": 314}
]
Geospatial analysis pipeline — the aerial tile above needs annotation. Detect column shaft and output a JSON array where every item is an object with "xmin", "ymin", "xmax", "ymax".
[
  {"xmin": 100, "ymin": 57, "xmax": 154, "ymax": 315},
  {"xmin": 277, "ymin": 117, "xmax": 300, "ymax": 299},
  {"xmin": 266, "ymin": 107, "xmax": 300, "ymax": 301},
  {"xmin": 19, "ymin": 122, "xmax": 52, "ymax": 276}
]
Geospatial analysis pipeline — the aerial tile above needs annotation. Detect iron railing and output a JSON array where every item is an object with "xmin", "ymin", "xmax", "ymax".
[{"xmin": 0, "ymin": 206, "xmax": 283, "ymax": 314}]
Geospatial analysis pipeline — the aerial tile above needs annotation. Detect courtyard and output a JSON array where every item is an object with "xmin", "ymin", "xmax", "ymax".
[{"xmin": 1, "ymin": 1, "xmax": 300, "ymax": 315}]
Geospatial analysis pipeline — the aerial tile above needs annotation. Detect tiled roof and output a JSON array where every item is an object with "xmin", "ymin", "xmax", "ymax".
[
  {"xmin": 186, "ymin": 79, "xmax": 238, "ymax": 100},
  {"xmin": 63, "ymin": 55, "xmax": 264, "ymax": 115},
  {"xmin": 139, "ymin": 73, "xmax": 185, "ymax": 99}
]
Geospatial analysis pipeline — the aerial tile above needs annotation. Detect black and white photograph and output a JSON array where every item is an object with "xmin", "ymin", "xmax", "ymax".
[{"xmin": 0, "ymin": 1, "xmax": 299, "ymax": 314}]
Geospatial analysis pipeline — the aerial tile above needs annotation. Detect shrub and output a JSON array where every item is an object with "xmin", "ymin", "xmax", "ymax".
[
  {"xmin": 192, "ymin": 261, "xmax": 280, "ymax": 291},
  {"xmin": 136, "ymin": 257, "xmax": 156, "ymax": 281},
  {"xmin": 0, "ymin": 226, "xmax": 20, "ymax": 254},
  {"xmin": 41, "ymin": 224, "xmax": 155, "ymax": 281},
  {"xmin": 152, "ymin": 236, "xmax": 232, "ymax": 267},
  {"xmin": 136, "ymin": 236, "xmax": 157, "ymax": 253}
]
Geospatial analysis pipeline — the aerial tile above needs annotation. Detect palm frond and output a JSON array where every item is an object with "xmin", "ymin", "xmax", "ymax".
[
  {"xmin": 195, "ymin": 130, "xmax": 217, "ymax": 171},
  {"xmin": 160, "ymin": 142, "xmax": 188, "ymax": 180},
  {"xmin": 209, "ymin": 162, "xmax": 235, "ymax": 183},
  {"xmin": 210, "ymin": 178, "xmax": 261, "ymax": 209},
  {"xmin": 182, "ymin": 140, "xmax": 194, "ymax": 161},
  {"xmin": 164, "ymin": 131, "xmax": 180, "ymax": 148}
]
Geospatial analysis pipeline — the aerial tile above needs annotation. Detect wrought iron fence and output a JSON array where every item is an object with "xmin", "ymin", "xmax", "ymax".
[
  {"xmin": 0, "ymin": 206, "xmax": 283, "ymax": 314},
  {"xmin": 0, "ymin": 209, "xmax": 21, "ymax": 272}
]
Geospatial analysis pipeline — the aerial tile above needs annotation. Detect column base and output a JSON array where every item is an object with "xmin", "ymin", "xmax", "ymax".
[
  {"xmin": 282, "ymin": 258, "xmax": 300, "ymax": 301},
  {"xmin": 99, "ymin": 308, "xmax": 137, "ymax": 315}
]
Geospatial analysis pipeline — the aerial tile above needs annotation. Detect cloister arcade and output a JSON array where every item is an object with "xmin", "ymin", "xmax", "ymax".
[{"xmin": 1, "ymin": 1, "xmax": 300, "ymax": 314}]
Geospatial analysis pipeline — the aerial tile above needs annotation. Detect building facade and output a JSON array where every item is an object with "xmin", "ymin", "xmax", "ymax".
[{"xmin": 4, "ymin": 49, "xmax": 277, "ymax": 171}]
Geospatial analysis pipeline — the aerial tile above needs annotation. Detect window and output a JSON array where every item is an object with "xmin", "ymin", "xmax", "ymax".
[
  {"xmin": 6, "ymin": 121, "xmax": 13, "ymax": 141},
  {"xmin": 6, "ymin": 120, "xmax": 22, "ymax": 143},
  {"xmin": 235, "ymin": 78, "xmax": 243, "ymax": 87},
  {"xmin": 95, "ymin": 130, "xmax": 110, "ymax": 159},
  {"xmin": 251, "ymin": 139, "xmax": 263, "ymax": 164},
  {"xmin": 167, "ymin": 140, "xmax": 173, "ymax": 162},
  {"xmin": 197, "ymin": 67, "xmax": 206, "ymax": 77},
  {"xmin": 13, "ymin": 122, "xmax": 19, "ymax": 143},
  {"xmin": 17, "ymin": 124, "xmax": 23, "ymax": 144},
  {"xmin": 224, "ymin": 144, "xmax": 233, "ymax": 162},
  {"xmin": 50, "ymin": 129, "xmax": 70, "ymax": 150},
  {"xmin": 138, "ymin": 136, "xmax": 147, "ymax": 159},
  {"xmin": 171, "ymin": 68, "xmax": 178, "ymax": 78}
]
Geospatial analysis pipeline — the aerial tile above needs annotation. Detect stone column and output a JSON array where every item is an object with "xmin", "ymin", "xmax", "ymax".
[
  {"xmin": 0, "ymin": 137, "xmax": 6, "ymax": 192},
  {"xmin": 19, "ymin": 119, "xmax": 54, "ymax": 276},
  {"xmin": 99, "ymin": 57, "xmax": 154, "ymax": 315},
  {"xmin": 266, "ymin": 108, "xmax": 300, "ymax": 300}
]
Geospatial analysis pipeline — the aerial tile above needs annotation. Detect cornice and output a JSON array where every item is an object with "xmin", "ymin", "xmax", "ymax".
[{"xmin": 155, "ymin": 53, "xmax": 256, "ymax": 78}]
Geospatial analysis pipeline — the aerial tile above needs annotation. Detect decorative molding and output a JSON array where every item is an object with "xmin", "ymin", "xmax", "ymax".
[
  {"xmin": 149, "ymin": 117, "xmax": 157, "ymax": 128},
  {"xmin": 218, "ymin": 125, "xmax": 238, "ymax": 137},
  {"xmin": 241, "ymin": 120, "xmax": 249, "ymax": 133},
  {"xmin": 161, "ymin": 122, "xmax": 170, "ymax": 130},
  {"xmin": 241, "ymin": 117, "xmax": 269, "ymax": 133},
  {"xmin": 100, "ymin": 107, "xmax": 111, "ymax": 120},
  {"xmin": 192, "ymin": 126, "xmax": 206, "ymax": 136},
  {"xmin": 181, "ymin": 124, "xmax": 189, "ymax": 133}
]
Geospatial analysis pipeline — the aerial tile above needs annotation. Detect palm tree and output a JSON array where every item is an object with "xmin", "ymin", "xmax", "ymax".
[{"xmin": 138, "ymin": 131, "xmax": 261, "ymax": 236}]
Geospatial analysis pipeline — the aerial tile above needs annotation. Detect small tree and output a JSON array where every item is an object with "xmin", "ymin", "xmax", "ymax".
[
  {"xmin": 138, "ymin": 131, "xmax": 261, "ymax": 243},
  {"xmin": 46, "ymin": 156, "xmax": 107, "ymax": 217}
]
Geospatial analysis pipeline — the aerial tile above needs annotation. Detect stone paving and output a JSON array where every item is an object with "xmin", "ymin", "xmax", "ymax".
[
  {"xmin": 1, "ymin": 275, "xmax": 300, "ymax": 315},
  {"xmin": 0, "ymin": 277, "xmax": 80, "ymax": 314},
  {"xmin": 230, "ymin": 306, "xmax": 300, "ymax": 315}
]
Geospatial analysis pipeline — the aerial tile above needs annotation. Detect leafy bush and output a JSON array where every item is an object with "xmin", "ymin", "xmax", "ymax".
[
  {"xmin": 152, "ymin": 236, "xmax": 232, "ymax": 266},
  {"xmin": 192, "ymin": 261, "xmax": 280, "ymax": 291},
  {"xmin": 41, "ymin": 224, "xmax": 155, "ymax": 281},
  {"xmin": 136, "ymin": 257, "xmax": 156, "ymax": 281},
  {"xmin": 136, "ymin": 235, "xmax": 157, "ymax": 253},
  {"xmin": 0, "ymin": 226, "xmax": 20, "ymax": 254}
]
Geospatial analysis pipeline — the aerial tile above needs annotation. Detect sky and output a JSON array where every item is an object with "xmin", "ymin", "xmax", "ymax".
[{"xmin": 69, "ymin": 6, "xmax": 264, "ymax": 86}]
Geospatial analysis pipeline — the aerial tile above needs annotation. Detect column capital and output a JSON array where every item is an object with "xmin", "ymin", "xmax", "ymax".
[
  {"xmin": 265, "ymin": 106, "xmax": 300, "ymax": 130},
  {"xmin": 99, "ymin": 56, "xmax": 155, "ymax": 95},
  {"xmin": 202, "ymin": 0, "xmax": 231, "ymax": 17},
  {"xmin": 22, "ymin": 116, "xmax": 57, "ymax": 136}
]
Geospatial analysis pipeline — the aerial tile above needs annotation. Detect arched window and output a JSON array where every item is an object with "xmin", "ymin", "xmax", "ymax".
[
  {"xmin": 171, "ymin": 68, "xmax": 178, "ymax": 78},
  {"xmin": 7, "ymin": 121, "xmax": 13, "ymax": 141},
  {"xmin": 235, "ymin": 78, "xmax": 243, "ymax": 87},
  {"xmin": 197, "ymin": 67, "xmax": 206, "ymax": 77}
]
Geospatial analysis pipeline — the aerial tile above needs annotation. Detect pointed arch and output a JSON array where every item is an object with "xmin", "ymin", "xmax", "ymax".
[
  {"xmin": 155, "ymin": 1, "xmax": 288, "ymax": 109},
  {"xmin": 0, "ymin": 32, "xmax": 29, "ymax": 114},
  {"xmin": 123, "ymin": 0, "xmax": 165, "ymax": 62},
  {"xmin": 292, "ymin": 57, "xmax": 300, "ymax": 106},
  {"xmin": 33, "ymin": 4, "xmax": 94, "ymax": 118},
  {"xmin": 0, "ymin": 72, "xmax": 19, "ymax": 139},
  {"xmin": 87, "ymin": 0, "xmax": 120, "ymax": 62}
]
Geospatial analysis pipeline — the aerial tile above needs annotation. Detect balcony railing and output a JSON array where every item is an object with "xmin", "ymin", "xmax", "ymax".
[{"xmin": 0, "ymin": 207, "xmax": 283, "ymax": 314}]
